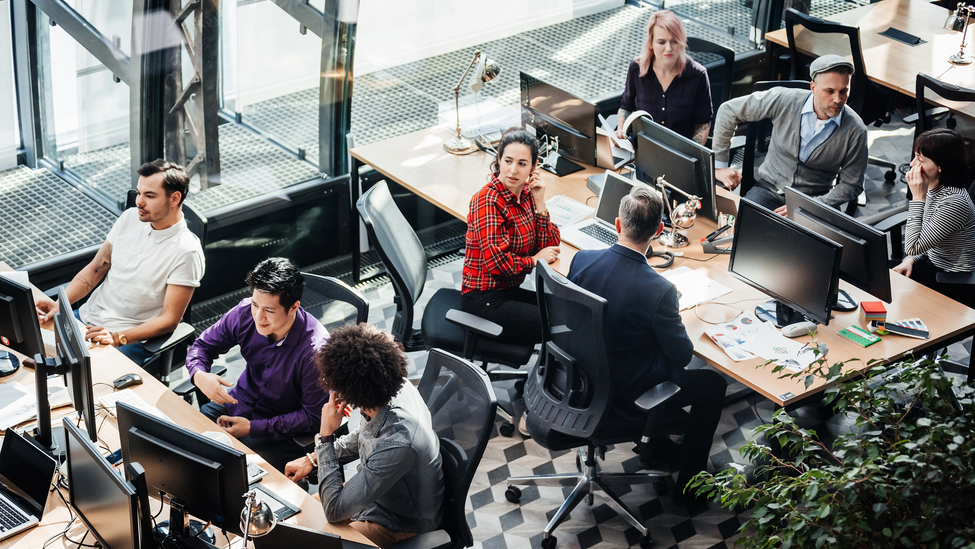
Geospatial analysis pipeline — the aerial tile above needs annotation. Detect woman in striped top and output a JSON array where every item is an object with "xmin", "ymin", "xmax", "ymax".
[{"xmin": 892, "ymin": 128, "xmax": 975, "ymax": 304}]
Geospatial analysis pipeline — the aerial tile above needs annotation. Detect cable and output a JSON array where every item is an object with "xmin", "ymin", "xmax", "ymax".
[
  {"xmin": 682, "ymin": 253, "xmax": 721, "ymax": 263},
  {"xmin": 65, "ymin": 527, "xmax": 99, "ymax": 548},
  {"xmin": 693, "ymin": 296, "xmax": 772, "ymax": 324},
  {"xmin": 93, "ymin": 382, "xmax": 115, "ymax": 390},
  {"xmin": 42, "ymin": 517, "xmax": 77, "ymax": 549}
]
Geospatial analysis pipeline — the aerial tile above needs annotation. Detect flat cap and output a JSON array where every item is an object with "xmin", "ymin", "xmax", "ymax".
[{"xmin": 809, "ymin": 54, "xmax": 854, "ymax": 79}]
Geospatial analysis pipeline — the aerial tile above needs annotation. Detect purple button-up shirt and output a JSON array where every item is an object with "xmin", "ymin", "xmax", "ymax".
[{"xmin": 186, "ymin": 298, "xmax": 330, "ymax": 440}]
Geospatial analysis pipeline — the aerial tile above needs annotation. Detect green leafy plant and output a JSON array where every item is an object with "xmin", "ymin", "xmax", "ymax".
[{"xmin": 689, "ymin": 357, "xmax": 975, "ymax": 548}]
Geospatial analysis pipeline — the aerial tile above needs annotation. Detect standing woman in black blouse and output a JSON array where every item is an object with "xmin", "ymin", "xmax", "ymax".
[{"xmin": 616, "ymin": 10, "xmax": 713, "ymax": 146}]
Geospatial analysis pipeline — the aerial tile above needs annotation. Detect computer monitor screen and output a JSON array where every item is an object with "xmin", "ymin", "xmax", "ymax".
[
  {"xmin": 785, "ymin": 187, "xmax": 892, "ymax": 304},
  {"xmin": 520, "ymin": 72, "xmax": 596, "ymax": 165},
  {"xmin": 729, "ymin": 198, "xmax": 843, "ymax": 326},
  {"xmin": 593, "ymin": 172, "xmax": 648, "ymax": 225},
  {"xmin": 54, "ymin": 286, "xmax": 96, "ymax": 443},
  {"xmin": 0, "ymin": 276, "xmax": 44, "ymax": 359},
  {"xmin": 64, "ymin": 418, "xmax": 140, "ymax": 549},
  {"xmin": 116, "ymin": 401, "xmax": 248, "ymax": 536},
  {"xmin": 634, "ymin": 118, "xmax": 718, "ymax": 222}
]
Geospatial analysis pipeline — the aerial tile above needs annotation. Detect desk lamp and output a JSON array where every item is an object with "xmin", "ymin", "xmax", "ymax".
[
  {"xmin": 945, "ymin": 3, "xmax": 975, "ymax": 65},
  {"xmin": 240, "ymin": 490, "xmax": 276, "ymax": 548},
  {"xmin": 655, "ymin": 175, "xmax": 701, "ymax": 248},
  {"xmin": 444, "ymin": 51, "xmax": 501, "ymax": 154}
]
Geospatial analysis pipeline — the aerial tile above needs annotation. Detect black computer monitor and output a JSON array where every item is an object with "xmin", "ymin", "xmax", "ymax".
[
  {"xmin": 634, "ymin": 118, "xmax": 718, "ymax": 222},
  {"xmin": 0, "ymin": 276, "xmax": 44, "ymax": 375},
  {"xmin": 33, "ymin": 287, "xmax": 97, "ymax": 454},
  {"xmin": 64, "ymin": 418, "xmax": 141, "ymax": 549},
  {"xmin": 520, "ymin": 72, "xmax": 597, "ymax": 166},
  {"xmin": 116, "ymin": 400, "xmax": 249, "ymax": 538},
  {"xmin": 729, "ymin": 198, "xmax": 843, "ymax": 327},
  {"xmin": 785, "ymin": 187, "xmax": 892, "ymax": 307}
]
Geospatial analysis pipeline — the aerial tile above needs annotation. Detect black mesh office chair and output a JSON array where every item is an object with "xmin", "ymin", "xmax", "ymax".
[
  {"xmin": 356, "ymin": 181, "xmax": 534, "ymax": 435},
  {"xmin": 503, "ymin": 263, "xmax": 680, "ymax": 549},
  {"xmin": 388, "ymin": 349, "xmax": 498, "ymax": 549},
  {"xmin": 914, "ymin": 73, "xmax": 975, "ymax": 140},
  {"xmin": 686, "ymin": 37, "xmax": 736, "ymax": 119}
]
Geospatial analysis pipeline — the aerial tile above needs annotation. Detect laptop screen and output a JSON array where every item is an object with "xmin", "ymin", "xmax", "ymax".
[
  {"xmin": 594, "ymin": 172, "xmax": 645, "ymax": 225},
  {"xmin": 0, "ymin": 429, "xmax": 57, "ymax": 518}
]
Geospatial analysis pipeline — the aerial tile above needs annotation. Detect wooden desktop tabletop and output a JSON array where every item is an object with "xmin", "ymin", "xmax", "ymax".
[
  {"xmin": 351, "ymin": 125, "xmax": 975, "ymax": 407},
  {"xmin": 765, "ymin": 0, "xmax": 975, "ymax": 115},
  {"xmin": 0, "ymin": 341, "xmax": 374, "ymax": 549}
]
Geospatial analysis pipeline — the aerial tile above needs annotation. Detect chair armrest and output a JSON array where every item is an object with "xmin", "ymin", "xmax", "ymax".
[
  {"xmin": 171, "ymin": 365, "xmax": 227, "ymax": 397},
  {"xmin": 385, "ymin": 530, "xmax": 452, "ymax": 549},
  {"xmin": 867, "ymin": 155, "xmax": 896, "ymax": 169},
  {"xmin": 634, "ymin": 381, "xmax": 681, "ymax": 412},
  {"xmin": 936, "ymin": 271, "xmax": 975, "ymax": 285},
  {"xmin": 445, "ymin": 309, "xmax": 502, "ymax": 338},
  {"xmin": 44, "ymin": 283, "xmax": 68, "ymax": 300},
  {"xmin": 143, "ymin": 322, "xmax": 195, "ymax": 354},
  {"xmin": 863, "ymin": 207, "xmax": 909, "ymax": 230}
]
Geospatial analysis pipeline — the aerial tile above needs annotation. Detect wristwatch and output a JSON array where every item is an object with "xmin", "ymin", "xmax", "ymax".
[
  {"xmin": 315, "ymin": 433, "xmax": 335, "ymax": 448},
  {"xmin": 114, "ymin": 332, "xmax": 127, "ymax": 346}
]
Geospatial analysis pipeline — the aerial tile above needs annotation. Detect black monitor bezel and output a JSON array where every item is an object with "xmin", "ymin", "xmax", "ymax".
[
  {"xmin": 519, "ymin": 71, "xmax": 597, "ymax": 165},
  {"xmin": 0, "ymin": 276, "xmax": 44, "ymax": 359},
  {"xmin": 54, "ymin": 287, "xmax": 97, "ymax": 443},
  {"xmin": 784, "ymin": 187, "xmax": 893, "ymax": 303},
  {"xmin": 116, "ymin": 401, "xmax": 248, "ymax": 537},
  {"xmin": 728, "ymin": 198, "xmax": 843, "ymax": 326},
  {"xmin": 63, "ymin": 418, "xmax": 140, "ymax": 549}
]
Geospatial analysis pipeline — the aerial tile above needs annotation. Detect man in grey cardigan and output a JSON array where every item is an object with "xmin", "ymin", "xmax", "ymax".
[{"xmin": 712, "ymin": 54, "xmax": 868, "ymax": 215}]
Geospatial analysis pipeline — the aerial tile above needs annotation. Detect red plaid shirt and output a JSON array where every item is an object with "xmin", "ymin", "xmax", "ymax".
[{"xmin": 462, "ymin": 176, "xmax": 561, "ymax": 293}]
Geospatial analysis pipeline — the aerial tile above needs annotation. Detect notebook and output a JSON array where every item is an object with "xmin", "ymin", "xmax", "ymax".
[
  {"xmin": 0, "ymin": 429, "xmax": 58, "ymax": 540},
  {"xmin": 559, "ymin": 171, "xmax": 648, "ymax": 251}
]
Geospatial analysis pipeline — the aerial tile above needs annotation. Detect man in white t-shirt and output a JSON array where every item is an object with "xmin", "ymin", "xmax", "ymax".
[{"xmin": 35, "ymin": 160, "xmax": 206, "ymax": 365}]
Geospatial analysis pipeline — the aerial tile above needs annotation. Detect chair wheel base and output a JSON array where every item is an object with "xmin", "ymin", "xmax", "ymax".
[
  {"xmin": 499, "ymin": 421, "xmax": 515, "ymax": 437},
  {"xmin": 505, "ymin": 486, "xmax": 521, "ymax": 503},
  {"xmin": 640, "ymin": 533, "xmax": 651, "ymax": 548},
  {"xmin": 541, "ymin": 535, "xmax": 557, "ymax": 549}
]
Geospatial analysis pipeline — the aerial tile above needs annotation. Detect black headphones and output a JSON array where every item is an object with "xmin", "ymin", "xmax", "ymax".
[{"xmin": 648, "ymin": 250, "xmax": 674, "ymax": 269}]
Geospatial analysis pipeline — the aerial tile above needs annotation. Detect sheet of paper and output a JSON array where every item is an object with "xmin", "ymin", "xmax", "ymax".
[
  {"xmin": 0, "ymin": 271, "xmax": 29, "ymax": 285},
  {"xmin": 703, "ymin": 313, "xmax": 763, "ymax": 361},
  {"xmin": 660, "ymin": 266, "xmax": 733, "ymax": 310},
  {"xmin": 739, "ymin": 323, "xmax": 820, "ymax": 373},
  {"xmin": 0, "ymin": 377, "xmax": 72, "ymax": 431},
  {"xmin": 546, "ymin": 195, "xmax": 595, "ymax": 227}
]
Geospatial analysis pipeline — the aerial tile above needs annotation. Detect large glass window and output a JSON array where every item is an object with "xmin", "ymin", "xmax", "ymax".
[{"xmin": 0, "ymin": 6, "xmax": 17, "ymax": 169}]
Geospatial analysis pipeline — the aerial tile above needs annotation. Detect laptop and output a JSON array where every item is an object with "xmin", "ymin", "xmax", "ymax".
[
  {"xmin": 560, "ymin": 171, "xmax": 647, "ymax": 251},
  {"xmin": 0, "ymin": 429, "xmax": 58, "ymax": 540},
  {"xmin": 253, "ymin": 522, "xmax": 374, "ymax": 549}
]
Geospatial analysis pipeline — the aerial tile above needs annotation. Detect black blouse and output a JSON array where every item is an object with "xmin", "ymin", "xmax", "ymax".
[{"xmin": 619, "ymin": 57, "xmax": 713, "ymax": 141}]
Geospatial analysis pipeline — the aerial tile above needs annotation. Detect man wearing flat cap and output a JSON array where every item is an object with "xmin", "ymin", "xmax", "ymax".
[{"xmin": 711, "ymin": 54, "xmax": 868, "ymax": 215}]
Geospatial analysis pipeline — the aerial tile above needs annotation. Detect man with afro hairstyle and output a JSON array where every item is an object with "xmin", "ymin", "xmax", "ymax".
[{"xmin": 284, "ymin": 324, "xmax": 444, "ymax": 548}]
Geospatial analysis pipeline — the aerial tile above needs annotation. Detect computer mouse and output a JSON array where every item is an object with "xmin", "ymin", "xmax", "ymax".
[
  {"xmin": 113, "ymin": 373, "xmax": 143, "ymax": 390},
  {"xmin": 0, "ymin": 352, "xmax": 19, "ymax": 378},
  {"xmin": 781, "ymin": 321, "xmax": 819, "ymax": 338}
]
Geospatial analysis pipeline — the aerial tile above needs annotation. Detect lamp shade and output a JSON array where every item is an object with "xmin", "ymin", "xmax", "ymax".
[
  {"xmin": 240, "ymin": 490, "xmax": 277, "ymax": 539},
  {"xmin": 946, "ymin": 12, "xmax": 966, "ymax": 32}
]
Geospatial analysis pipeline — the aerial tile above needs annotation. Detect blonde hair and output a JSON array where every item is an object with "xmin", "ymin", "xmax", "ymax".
[{"xmin": 637, "ymin": 10, "xmax": 687, "ymax": 77}]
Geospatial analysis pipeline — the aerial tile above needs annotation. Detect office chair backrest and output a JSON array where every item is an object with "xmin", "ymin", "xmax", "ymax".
[
  {"xmin": 686, "ymin": 37, "xmax": 736, "ymax": 118},
  {"xmin": 741, "ymin": 80, "xmax": 810, "ymax": 196},
  {"xmin": 300, "ymin": 273, "xmax": 369, "ymax": 331},
  {"xmin": 356, "ymin": 181, "xmax": 428, "ymax": 344},
  {"xmin": 418, "ymin": 349, "xmax": 498, "ymax": 549},
  {"xmin": 784, "ymin": 9, "xmax": 868, "ymax": 115},
  {"xmin": 915, "ymin": 73, "xmax": 975, "ymax": 138},
  {"xmin": 523, "ymin": 262, "xmax": 612, "ymax": 441}
]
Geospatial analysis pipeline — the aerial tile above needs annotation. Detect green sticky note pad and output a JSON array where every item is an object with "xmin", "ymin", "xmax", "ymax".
[{"xmin": 838, "ymin": 327, "xmax": 881, "ymax": 347}]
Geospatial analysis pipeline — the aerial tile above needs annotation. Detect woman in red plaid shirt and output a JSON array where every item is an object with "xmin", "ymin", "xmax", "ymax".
[{"xmin": 461, "ymin": 129, "xmax": 561, "ymax": 345}]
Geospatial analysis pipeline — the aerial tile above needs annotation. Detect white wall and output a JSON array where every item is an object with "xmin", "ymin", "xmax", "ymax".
[{"xmin": 0, "ymin": 1, "xmax": 17, "ymax": 169}]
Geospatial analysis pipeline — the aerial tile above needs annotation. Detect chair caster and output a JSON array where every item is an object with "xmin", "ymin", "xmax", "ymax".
[
  {"xmin": 505, "ymin": 486, "xmax": 521, "ymax": 503},
  {"xmin": 640, "ymin": 533, "xmax": 652, "ymax": 547},
  {"xmin": 575, "ymin": 453, "xmax": 582, "ymax": 472},
  {"xmin": 499, "ymin": 421, "xmax": 515, "ymax": 437},
  {"xmin": 541, "ymin": 535, "xmax": 557, "ymax": 549},
  {"xmin": 514, "ymin": 379, "xmax": 525, "ymax": 394},
  {"xmin": 884, "ymin": 169, "xmax": 895, "ymax": 183}
]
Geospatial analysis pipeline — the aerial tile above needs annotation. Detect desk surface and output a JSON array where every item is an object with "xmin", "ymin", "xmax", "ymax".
[
  {"xmin": 352, "ymin": 124, "xmax": 975, "ymax": 407},
  {"xmin": 765, "ymin": 0, "xmax": 975, "ymax": 112},
  {"xmin": 0, "ymin": 342, "xmax": 374, "ymax": 549}
]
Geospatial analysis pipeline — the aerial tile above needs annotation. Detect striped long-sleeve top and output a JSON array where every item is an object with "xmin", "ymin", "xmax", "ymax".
[{"xmin": 905, "ymin": 185, "xmax": 975, "ymax": 272}]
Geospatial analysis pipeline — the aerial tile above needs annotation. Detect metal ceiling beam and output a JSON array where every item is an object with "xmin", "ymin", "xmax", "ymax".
[{"xmin": 31, "ymin": 0, "xmax": 132, "ymax": 85}]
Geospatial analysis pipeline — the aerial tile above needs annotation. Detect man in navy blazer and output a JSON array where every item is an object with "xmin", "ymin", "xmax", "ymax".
[{"xmin": 567, "ymin": 185, "xmax": 727, "ymax": 506}]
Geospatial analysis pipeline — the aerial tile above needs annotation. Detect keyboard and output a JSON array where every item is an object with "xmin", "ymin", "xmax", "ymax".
[
  {"xmin": 248, "ymin": 462, "xmax": 269, "ymax": 484},
  {"xmin": 0, "ymin": 496, "xmax": 28, "ymax": 532},
  {"xmin": 579, "ymin": 223, "xmax": 618, "ymax": 246},
  {"xmin": 613, "ymin": 155, "xmax": 624, "ymax": 165}
]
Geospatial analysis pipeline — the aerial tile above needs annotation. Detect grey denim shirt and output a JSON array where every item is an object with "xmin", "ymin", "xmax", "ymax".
[{"xmin": 316, "ymin": 381, "xmax": 444, "ymax": 534}]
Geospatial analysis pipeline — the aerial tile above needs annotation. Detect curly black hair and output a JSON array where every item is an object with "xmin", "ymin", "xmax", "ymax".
[{"xmin": 317, "ymin": 324, "xmax": 408, "ymax": 410}]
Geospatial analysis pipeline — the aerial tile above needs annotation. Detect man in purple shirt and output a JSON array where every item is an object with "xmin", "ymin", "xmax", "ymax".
[{"xmin": 186, "ymin": 257, "xmax": 330, "ymax": 472}]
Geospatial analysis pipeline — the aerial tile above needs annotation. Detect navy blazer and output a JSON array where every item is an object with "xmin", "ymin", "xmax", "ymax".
[{"xmin": 567, "ymin": 244, "xmax": 693, "ymax": 411}]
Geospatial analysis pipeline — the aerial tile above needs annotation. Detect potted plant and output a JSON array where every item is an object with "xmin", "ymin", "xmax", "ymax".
[{"xmin": 688, "ymin": 357, "xmax": 975, "ymax": 548}]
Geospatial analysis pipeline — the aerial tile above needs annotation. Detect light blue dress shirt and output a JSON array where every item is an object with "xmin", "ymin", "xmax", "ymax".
[{"xmin": 798, "ymin": 93, "xmax": 843, "ymax": 163}]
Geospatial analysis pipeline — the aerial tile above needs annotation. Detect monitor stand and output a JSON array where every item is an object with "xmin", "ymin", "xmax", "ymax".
[
  {"xmin": 0, "ymin": 351, "xmax": 19, "ymax": 377},
  {"xmin": 754, "ymin": 300, "xmax": 806, "ymax": 329},
  {"xmin": 155, "ymin": 499, "xmax": 217, "ymax": 547},
  {"xmin": 540, "ymin": 154, "xmax": 584, "ymax": 177},
  {"xmin": 832, "ymin": 289, "xmax": 858, "ymax": 312}
]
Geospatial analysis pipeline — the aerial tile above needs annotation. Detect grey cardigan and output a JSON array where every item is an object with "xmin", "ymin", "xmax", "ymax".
[{"xmin": 712, "ymin": 88, "xmax": 868, "ymax": 207}]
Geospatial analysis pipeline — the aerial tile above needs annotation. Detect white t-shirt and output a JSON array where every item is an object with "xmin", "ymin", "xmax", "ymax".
[{"xmin": 79, "ymin": 208, "xmax": 205, "ymax": 333}]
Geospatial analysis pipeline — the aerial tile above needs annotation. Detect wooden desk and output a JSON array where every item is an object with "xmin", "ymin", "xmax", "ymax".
[
  {"xmin": 351, "ymin": 125, "xmax": 975, "ymax": 408},
  {"xmin": 0, "ymin": 344, "xmax": 374, "ymax": 549},
  {"xmin": 765, "ymin": 0, "xmax": 975, "ymax": 114}
]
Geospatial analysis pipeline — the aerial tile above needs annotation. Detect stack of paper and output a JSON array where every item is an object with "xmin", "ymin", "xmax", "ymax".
[{"xmin": 660, "ymin": 266, "xmax": 733, "ymax": 310}]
